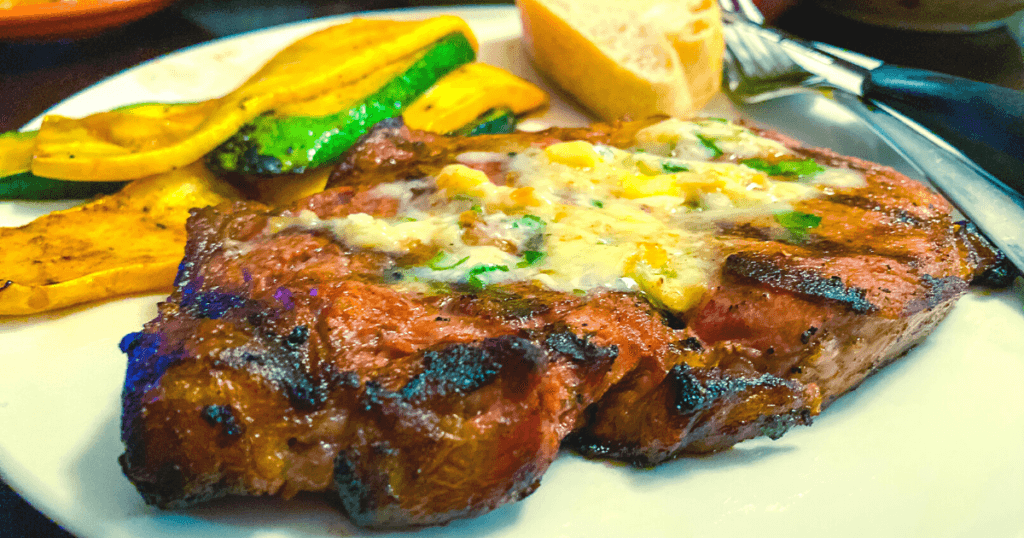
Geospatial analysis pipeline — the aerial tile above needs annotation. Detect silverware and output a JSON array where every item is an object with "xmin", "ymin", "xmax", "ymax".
[
  {"xmin": 722, "ymin": 9, "xmax": 1024, "ymax": 198},
  {"xmin": 718, "ymin": 0, "xmax": 1024, "ymax": 271},
  {"xmin": 719, "ymin": 6, "xmax": 821, "ymax": 102}
]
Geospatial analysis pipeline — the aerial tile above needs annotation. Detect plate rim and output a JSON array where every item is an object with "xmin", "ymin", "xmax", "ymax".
[{"xmin": 2, "ymin": 4, "xmax": 1023, "ymax": 538}]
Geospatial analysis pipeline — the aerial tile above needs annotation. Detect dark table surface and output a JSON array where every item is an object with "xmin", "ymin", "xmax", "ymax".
[{"xmin": 1, "ymin": 1, "xmax": 1022, "ymax": 536}]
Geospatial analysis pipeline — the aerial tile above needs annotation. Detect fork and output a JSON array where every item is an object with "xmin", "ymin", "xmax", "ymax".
[
  {"xmin": 718, "ymin": 0, "xmax": 821, "ymax": 102},
  {"xmin": 716, "ymin": 0, "xmax": 1024, "ymax": 271},
  {"xmin": 718, "ymin": 0, "xmax": 1024, "ymax": 195}
]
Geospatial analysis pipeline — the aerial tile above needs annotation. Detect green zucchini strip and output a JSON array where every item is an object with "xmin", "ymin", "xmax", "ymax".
[{"xmin": 206, "ymin": 32, "xmax": 477, "ymax": 176}]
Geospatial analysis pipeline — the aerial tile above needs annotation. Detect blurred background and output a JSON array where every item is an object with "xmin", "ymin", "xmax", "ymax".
[{"xmin": 2, "ymin": 0, "xmax": 1023, "ymax": 132}]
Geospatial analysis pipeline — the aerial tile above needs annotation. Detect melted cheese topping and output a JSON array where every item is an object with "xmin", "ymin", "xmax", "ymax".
[{"xmin": 269, "ymin": 119, "xmax": 864, "ymax": 313}]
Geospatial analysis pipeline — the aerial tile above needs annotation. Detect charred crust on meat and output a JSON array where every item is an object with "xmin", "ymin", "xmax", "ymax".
[
  {"xmin": 825, "ymin": 193, "xmax": 923, "ymax": 226},
  {"xmin": 179, "ymin": 288, "xmax": 248, "ymax": 320},
  {"xmin": 329, "ymin": 117, "xmax": 428, "ymax": 187},
  {"xmin": 333, "ymin": 450, "xmax": 378, "ymax": 521},
  {"xmin": 398, "ymin": 336, "xmax": 542, "ymax": 401},
  {"xmin": 681, "ymin": 336, "xmax": 703, "ymax": 352},
  {"xmin": 800, "ymin": 326, "xmax": 818, "ymax": 345},
  {"xmin": 246, "ymin": 323, "xmax": 338, "ymax": 411},
  {"xmin": 246, "ymin": 311, "xmax": 269, "ymax": 327},
  {"xmin": 544, "ymin": 331, "xmax": 618, "ymax": 368},
  {"xmin": 121, "ymin": 459, "xmax": 227, "ymax": 509},
  {"xmin": 120, "ymin": 331, "xmax": 180, "ymax": 413},
  {"xmin": 149, "ymin": 462, "xmax": 187, "ymax": 506},
  {"xmin": 725, "ymin": 254, "xmax": 876, "ymax": 314},
  {"xmin": 670, "ymin": 364, "xmax": 713, "ymax": 414},
  {"xmin": 241, "ymin": 351, "xmax": 265, "ymax": 364},
  {"xmin": 284, "ymin": 325, "xmax": 309, "ymax": 348},
  {"xmin": 277, "ymin": 363, "xmax": 323, "ymax": 410},
  {"xmin": 172, "ymin": 258, "xmax": 194, "ymax": 290},
  {"xmin": 399, "ymin": 344, "xmax": 502, "ymax": 400},
  {"xmin": 956, "ymin": 220, "xmax": 1020, "ymax": 288},
  {"xmin": 974, "ymin": 257, "xmax": 1019, "ymax": 288},
  {"xmin": 759, "ymin": 409, "xmax": 814, "ymax": 440},
  {"xmin": 200, "ymin": 404, "xmax": 245, "ymax": 439},
  {"xmin": 660, "ymin": 310, "xmax": 688, "ymax": 330},
  {"xmin": 670, "ymin": 364, "xmax": 796, "ymax": 415},
  {"xmin": 562, "ymin": 435, "xmax": 646, "ymax": 467},
  {"xmin": 911, "ymin": 275, "xmax": 968, "ymax": 312},
  {"xmin": 119, "ymin": 332, "xmax": 176, "ymax": 476},
  {"xmin": 278, "ymin": 359, "xmax": 321, "ymax": 410}
]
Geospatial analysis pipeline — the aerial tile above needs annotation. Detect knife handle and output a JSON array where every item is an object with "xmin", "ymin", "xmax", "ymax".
[{"xmin": 863, "ymin": 65, "xmax": 1024, "ymax": 197}]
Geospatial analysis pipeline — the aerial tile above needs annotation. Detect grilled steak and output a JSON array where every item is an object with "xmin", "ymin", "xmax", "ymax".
[
  {"xmin": 567, "ymin": 129, "xmax": 994, "ymax": 463},
  {"xmin": 119, "ymin": 118, "xmax": 998, "ymax": 527}
]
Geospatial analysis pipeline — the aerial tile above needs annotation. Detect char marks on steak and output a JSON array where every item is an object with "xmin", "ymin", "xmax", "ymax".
[
  {"xmin": 568, "ymin": 126, "xmax": 996, "ymax": 463},
  {"xmin": 119, "ymin": 118, "xmax": 999, "ymax": 527}
]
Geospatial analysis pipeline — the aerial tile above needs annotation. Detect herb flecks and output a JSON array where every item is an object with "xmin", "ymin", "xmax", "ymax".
[
  {"xmin": 467, "ymin": 264, "xmax": 510, "ymax": 288},
  {"xmin": 517, "ymin": 250, "xmax": 545, "ymax": 268},
  {"xmin": 774, "ymin": 211, "xmax": 822, "ymax": 241},
  {"xmin": 661, "ymin": 161, "xmax": 689, "ymax": 173},
  {"xmin": 427, "ymin": 252, "xmax": 470, "ymax": 271},
  {"xmin": 742, "ymin": 158, "xmax": 825, "ymax": 178},
  {"xmin": 512, "ymin": 214, "xmax": 544, "ymax": 230},
  {"xmin": 696, "ymin": 134, "xmax": 723, "ymax": 159}
]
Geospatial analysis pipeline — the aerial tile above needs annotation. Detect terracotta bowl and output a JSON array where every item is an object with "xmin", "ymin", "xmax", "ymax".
[
  {"xmin": 808, "ymin": 0, "xmax": 1024, "ymax": 31},
  {"xmin": 0, "ymin": 0, "xmax": 179, "ymax": 41}
]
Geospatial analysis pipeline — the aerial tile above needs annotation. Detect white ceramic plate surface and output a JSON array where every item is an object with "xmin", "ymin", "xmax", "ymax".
[{"xmin": 1, "ymin": 6, "xmax": 1023, "ymax": 538}]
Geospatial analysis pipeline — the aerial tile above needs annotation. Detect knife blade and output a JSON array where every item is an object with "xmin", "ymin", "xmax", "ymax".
[{"xmin": 831, "ymin": 89, "xmax": 1024, "ymax": 271}]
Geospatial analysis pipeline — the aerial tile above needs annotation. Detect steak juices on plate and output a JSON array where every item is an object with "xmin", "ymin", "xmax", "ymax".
[{"xmin": 119, "ymin": 117, "xmax": 1003, "ymax": 528}]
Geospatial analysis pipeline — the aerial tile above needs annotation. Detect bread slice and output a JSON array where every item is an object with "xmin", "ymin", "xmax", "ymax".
[{"xmin": 517, "ymin": 0, "xmax": 723, "ymax": 121}]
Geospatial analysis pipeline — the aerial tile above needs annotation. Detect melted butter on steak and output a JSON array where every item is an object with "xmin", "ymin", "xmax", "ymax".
[{"xmin": 266, "ymin": 118, "xmax": 865, "ymax": 313}]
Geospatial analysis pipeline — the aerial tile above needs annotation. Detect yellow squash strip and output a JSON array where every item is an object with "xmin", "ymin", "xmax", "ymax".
[
  {"xmin": 31, "ymin": 16, "xmax": 477, "ymax": 182},
  {"xmin": 34, "ymin": 102, "xmax": 216, "ymax": 158},
  {"xmin": 252, "ymin": 166, "xmax": 333, "ymax": 207},
  {"xmin": 0, "ymin": 164, "xmax": 242, "ymax": 315},
  {"xmin": 251, "ymin": 64, "xmax": 548, "ymax": 206},
  {"xmin": 402, "ymin": 63, "xmax": 548, "ymax": 134},
  {"xmin": 1, "ymin": 103, "xmax": 208, "ymax": 179},
  {"xmin": 273, "ymin": 51, "xmax": 428, "ymax": 118},
  {"xmin": 0, "ymin": 131, "xmax": 35, "ymax": 177}
]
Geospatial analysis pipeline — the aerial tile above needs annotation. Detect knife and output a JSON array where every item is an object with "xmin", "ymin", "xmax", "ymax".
[
  {"xmin": 830, "ymin": 89, "xmax": 1024, "ymax": 272},
  {"xmin": 731, "ymin": 17, "xmax": 1024, "ymax": 198}
]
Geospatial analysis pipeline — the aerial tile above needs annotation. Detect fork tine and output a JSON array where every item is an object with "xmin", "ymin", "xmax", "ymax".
[
  {"xmin": 733, "ymin": 0, "xmax": 766, "ymax": 25},
  {"xmin": 717, "ymin": 0, "xmax": 819, "ymax": 102},
  {"xmin": 716, "ymin": 0, "xmax": 766, "ymax": 24}
]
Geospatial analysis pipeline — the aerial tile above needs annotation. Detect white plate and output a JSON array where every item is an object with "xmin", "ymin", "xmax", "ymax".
[{"xmin": 2, "ymin": 6, "xmax": 1023, "ymax": 538}]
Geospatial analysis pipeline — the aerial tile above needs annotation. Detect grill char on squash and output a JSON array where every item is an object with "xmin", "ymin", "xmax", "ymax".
[{"xmin": 119, "ymin": 119, "xmax": 1000, "ymax": 527}]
